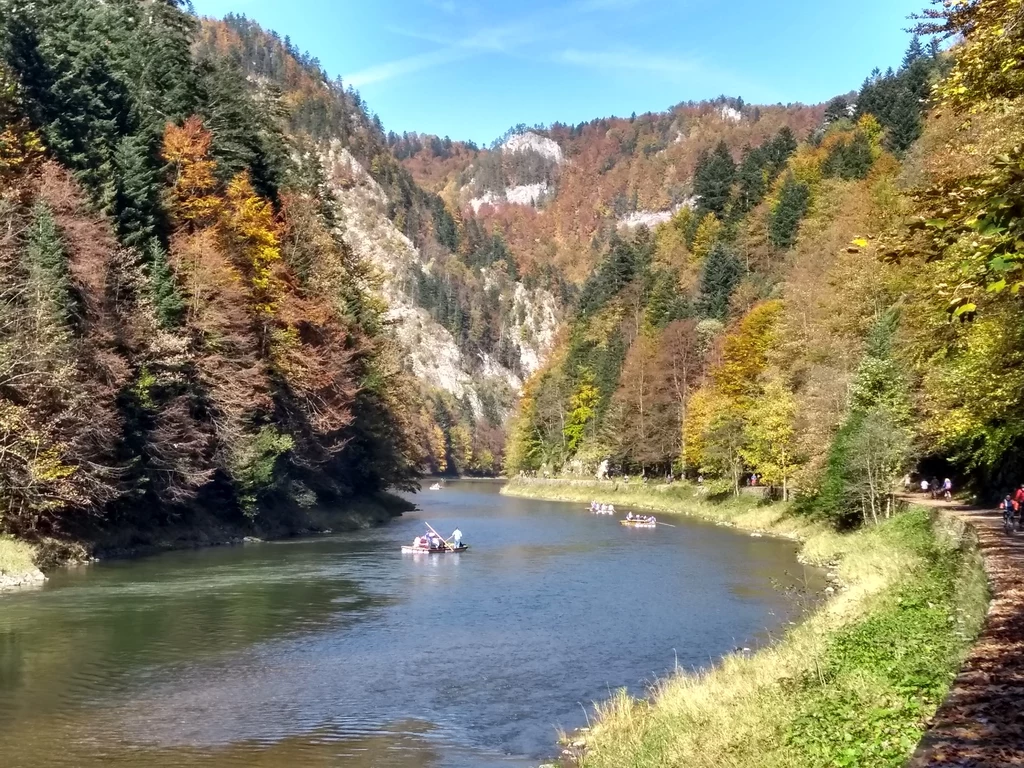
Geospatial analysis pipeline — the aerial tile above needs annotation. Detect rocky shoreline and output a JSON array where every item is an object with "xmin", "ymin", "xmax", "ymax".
[{"xmin": 0, "ymin": 567, "xmax": 47, "ymax": 593}]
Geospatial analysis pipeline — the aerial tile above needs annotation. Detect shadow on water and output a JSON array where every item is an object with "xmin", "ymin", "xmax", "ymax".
[{"xmin": 0, "ymin": 480, "xmax": 822, "ymax": 768}]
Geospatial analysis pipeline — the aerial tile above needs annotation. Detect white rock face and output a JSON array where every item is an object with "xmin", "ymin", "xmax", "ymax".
[
  {"xmin": 720, "ymin": 106, "xmax": 743, "ymax": 123},
  {"xmin": 470, "ymin": 182, "xmax": 548, "ymax": 212},
  {"xmin": 617, "ymin": 198, "xmax": 696, "ymax": 229},
  {"xmin": 513, "ymin": 282, "xmax": 558, "ymax": 375},
  {"xmin": 505, "ymin": 182, "xmax": 548, "ymax": 206},
  {"xmin": 322, "ymin": 141, "xmax": 557, "ymax": 417},
  {"xmin": 502, "ymin": 131, "xmax": 564, "ymax": 164},
  {"xmin": 469, "ymin": 191, "xmax": 500, "ymax": 213}
]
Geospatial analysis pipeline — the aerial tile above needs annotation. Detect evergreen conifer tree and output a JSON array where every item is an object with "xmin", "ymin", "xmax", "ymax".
[
  {"xmin": 903, "ymin": 35, "xmax": 925, "ymax": 69},
  {"xmin": 824, "ymin": 96, "xmax": 850, "ymax": 125},
  {"xmin": 146, "ymin": 241, "xmax": 186, "ymax": 328},
  {"xmin": 697, "ymin": 242, "xmax": 742, "ymax": 320},
  {"xmin": 884, "ymin": 86, "xmax": 922, "ymax": 155},
  {"xmin": 769, "ymin": 174, "xmax": 810, "ymax": 249},
  {"xmin": 734, "ymin": 145, "xmax": 768, "ymax": 215},
  {"xmin": 693, "ymin": 140, "xmax": 736, "ymax": 217}
]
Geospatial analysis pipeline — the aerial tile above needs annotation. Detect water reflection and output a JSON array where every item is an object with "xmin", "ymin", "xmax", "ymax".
[{"xmin": 0, "ymin": 481, "xmax": 820, "ymax": 767}]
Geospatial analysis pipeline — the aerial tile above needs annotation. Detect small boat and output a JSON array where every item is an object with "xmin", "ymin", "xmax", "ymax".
[
  {"xmin": 428, "ymin": 482, "xmax": 442, "ymax": 490},
  {"xmin": 401, "ymin": 544, "xmax": 469, "ymax": 554},
  {"xmin": 620, "ymin": 519, "xmax": 657, "ymax": 528}
]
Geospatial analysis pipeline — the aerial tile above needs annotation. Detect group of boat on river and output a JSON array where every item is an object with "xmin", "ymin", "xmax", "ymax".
[
  {"xmin": 402, "ymin": 498, "xmax": 667, "ymax": 555},
  {"xmin": 589, "ymin": 501, "xmax": 662, "ymax": 528}
]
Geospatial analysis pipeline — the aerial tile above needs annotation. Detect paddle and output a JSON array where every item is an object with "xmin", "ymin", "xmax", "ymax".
[
  {"xmin": 655, "ymin": 521, "xmax": 677, "ymax": 528},
  {"xmin": 424, "ymin": 521, "xmax": 458, "ymax": 552}
]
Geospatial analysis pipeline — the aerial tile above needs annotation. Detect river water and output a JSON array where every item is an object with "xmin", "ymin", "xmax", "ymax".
[{"xmin": 0, "ymin": 481, "xmax": 818, "ymax": 767}]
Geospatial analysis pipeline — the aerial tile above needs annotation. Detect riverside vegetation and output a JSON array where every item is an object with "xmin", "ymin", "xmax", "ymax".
[
  {"xmin": 505, "ymin": 480, "xmax": 988, "ymax": 767},
  {"xmin": 0, "ymin": 0, "xmax": 1020, "ymax": 762}
]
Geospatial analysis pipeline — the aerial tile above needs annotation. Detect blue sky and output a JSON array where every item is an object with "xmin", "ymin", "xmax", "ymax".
[{"xmin": 192, "ymin": 0, "xmax": 927, "ymax": 145}]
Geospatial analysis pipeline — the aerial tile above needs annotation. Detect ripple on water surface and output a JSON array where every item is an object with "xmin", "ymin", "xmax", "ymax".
[{"xmin": 0, "ymin": 481, "xmax": 820, "ymax": 767}]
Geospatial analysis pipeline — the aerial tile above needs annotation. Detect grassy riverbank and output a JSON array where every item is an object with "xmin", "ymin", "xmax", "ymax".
[
  {"xmin": 504, "ymin": 480, "xmax": 988, "ymax": 768},
  {"xmin": 503, "ymin": 479, "xmax": 824, "ymax": 546}
]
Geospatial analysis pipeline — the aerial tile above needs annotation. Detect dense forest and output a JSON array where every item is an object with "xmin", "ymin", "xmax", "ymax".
[
  {"xmin": 0, "ymin": 0, "xmax": 541, "ymax": 544},
  {"xmin": 503, "ymin": 1, "xmax": 1024, "ymax": 528},
  {"xmin": 2, "ymin": 0, "xmax": 1022, "ymax": 545}
]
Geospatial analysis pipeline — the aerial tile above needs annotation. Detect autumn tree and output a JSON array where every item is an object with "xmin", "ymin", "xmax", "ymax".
[{"xmin": 742, "ymin": 377, "xmax": 799, "ymax": 499}]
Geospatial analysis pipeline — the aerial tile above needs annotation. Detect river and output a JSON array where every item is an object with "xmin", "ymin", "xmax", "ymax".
[{"xmin": 0, "ymin": 481, "xmax": 819, "ymax": 767}]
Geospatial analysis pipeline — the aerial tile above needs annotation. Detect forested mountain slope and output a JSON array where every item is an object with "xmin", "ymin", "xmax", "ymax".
[
  {"xmin": 497, "ymin": 33, "xmax": 1008, "ymax": 527},
  {"xmin": 0, "ymin": 0, "xmax": 555, "ymax": 546},
  {"xmin": 1, "ymin": 0, "xmax": 1016, "ymax": 549}
]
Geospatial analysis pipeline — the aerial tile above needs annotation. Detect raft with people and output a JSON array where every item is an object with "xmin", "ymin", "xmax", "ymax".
[
  {"xmin": 401, "ymin": 523, "xmax": 467, "ymax": 553},
  {"xmin": 588, "ymin": 502, "xmax": 616, "ymax": 515},
  {"xmin": 621, "ymin": 512, "xmax": 658, "ymax": 528}
]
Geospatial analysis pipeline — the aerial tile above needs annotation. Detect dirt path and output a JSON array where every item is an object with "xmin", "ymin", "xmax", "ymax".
[{"xmin": 906, "ymin": 496, "xmax": 1024, "ymax": 767}]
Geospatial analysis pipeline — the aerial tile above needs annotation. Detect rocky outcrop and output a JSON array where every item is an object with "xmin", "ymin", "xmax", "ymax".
[
  {"xmin": 502, "ymin": 131, "xmax": 564, "ymax": 164},
  {"xmin": 322, "ymin": 143, "xmax": 557, "ymax": 419},
  {"xmin": 0, "ymin": 568, "xmax": 46, "ymax": 592}
]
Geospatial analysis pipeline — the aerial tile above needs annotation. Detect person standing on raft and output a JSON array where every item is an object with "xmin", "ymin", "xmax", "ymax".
[{"xmin": 452, "ymin": 528, "xmax": 463, "ymax": 549}]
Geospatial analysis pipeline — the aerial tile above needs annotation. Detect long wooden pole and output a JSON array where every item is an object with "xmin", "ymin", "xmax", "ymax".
[{"xmin": 424, "ymin": 521, "xmax": 457, "ymax": 551}]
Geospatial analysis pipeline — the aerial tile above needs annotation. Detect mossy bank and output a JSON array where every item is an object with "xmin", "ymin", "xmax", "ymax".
[{"xmin": 505, "ymin": 479, "xmax": 988, "ymax": 768}]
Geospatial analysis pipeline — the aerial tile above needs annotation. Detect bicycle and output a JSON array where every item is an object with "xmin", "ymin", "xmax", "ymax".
[{"xmin": 1004, "ymin": 509, "xmax": 1018, "ymax": 535}]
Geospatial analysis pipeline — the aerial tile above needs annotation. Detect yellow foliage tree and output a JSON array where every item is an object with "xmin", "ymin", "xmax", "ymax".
[
  {"xmin": 162, "ymin": 116, "xmax": 221, "ymax": 227},
  {"xmin": 691, "ymin": 212, "xmax": 722, "ymax": 264},
  {"xmin": 222, "ymin": 172, "xmax": 283, "ymax": 316}
]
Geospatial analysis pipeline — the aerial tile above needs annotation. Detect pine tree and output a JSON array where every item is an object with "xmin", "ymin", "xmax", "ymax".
[
  {"xmin": 146, "ymin": 241, "xmax": 186, "ymax": 328},
  {"xmin": 885, "ymin": 86, "xmax": 922, "ymax": 155},
  {"xmin": 113, "ymin": 133, "xmax": 161, "ymax": 250},
  {"xmin": 24, "ymin": 201, "xmax": 74, "ymax": 334},
  {"xmin": 764, "ymin": 127, "xmax": 797, "ymax": 173},
  {"xmin": 768, "ymin": 174, "xmax": 810, "ymax": 249},
  {"xmin": 734, "ymin": 146, "xmax": 768, "ymax": 215},
  {"xmin": 693, "ymin": 140, "xmax": 736, "ymax": 217},
  {"xmin": 697, "ymin": 242, "xmax": 742, "ymax": 320},
  {"xmin": 822, "ymin": 131, "xmax": 874, "ymax": 180},
  {"xmin": 824, "ymin": 96, "xmax": 851, "ymax": 125},
  {"xmin": 903, "ymin": 35, "xmax": 925, "ymax": 69},
  {"xmin": 4, "ymin": 0, "xmax": 134, "ymax": 211}
]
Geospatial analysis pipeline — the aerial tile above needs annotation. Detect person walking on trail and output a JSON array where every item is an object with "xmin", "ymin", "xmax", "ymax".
[
  {"xmin": 942, "ymin": 478, "xmax": 953, "ymax": 501},
  {"xmin": 452, "ymin": 528, "xmax": 463, "ymax": 549},
  {"xmin": 920, "ymin": 478, "xmax": 930, "ymax": 495}
]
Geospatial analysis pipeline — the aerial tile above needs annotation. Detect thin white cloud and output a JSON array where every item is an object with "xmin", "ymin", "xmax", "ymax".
[
  {"xmin": 345, "ymin": 48, "xmax": 472, "ymax": 87},
  {"xmin": 348, "ymin": 20, "xmax": 541, "ymax": 86},
  {"xmin": 346, "ymin": 0, "xmax": 632, "ymax": 87},
  {"xmin": 559, "ymin": 48, "xmax": 703, "ymax": 78}
]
